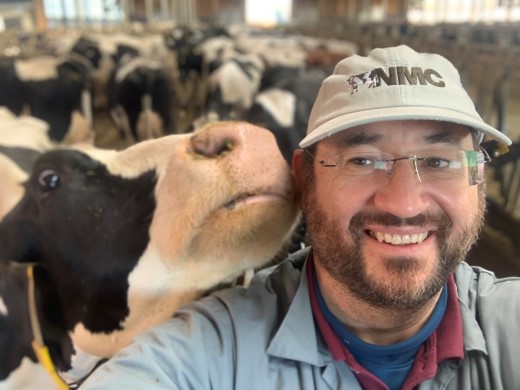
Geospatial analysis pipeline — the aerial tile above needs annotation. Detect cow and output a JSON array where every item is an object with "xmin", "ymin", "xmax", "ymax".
[
  {"xmin": 164, "ymin": 25, "xmax": 231, "ymax": 78},
  {"xmin": 202, "ymin": 53, "xmax": 265, "ymax": 122},
  {"xmin": 66, "ymin": 36, "xmax": 115, "ymax": 111},
  {"xmin": 0, "ymin": 54, "xmax": 95, "ymax": 145},
  {"xmin": 246, "ymin": 66, "xmax": 329, "ymax": 163},
  {"xmin": 107, "ymin": 52, "xmax": 176, "ymax": 146},
  {"xmin": 163, "ymin": 26, "xmax": 232, "ymax": 116},
  {"xmin": 347, "ymin": 70, "xmax": 381, "ymax": 94},
  {"xmin": 233, "ymin": 33, "xmax": 308, "ymax": 68},
  {"xmin": 0, "ymin": 121, "xmax": 300, "ymax": 388},
  {"xmin": 0, "ymin": 109, "xmax": 63, "ymax": 389},
  {"xmin": 58, "ymin": 33, "xmax": 177, "ymax": 114}
]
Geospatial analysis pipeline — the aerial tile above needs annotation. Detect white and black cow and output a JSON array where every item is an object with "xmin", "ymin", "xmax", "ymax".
[
  {"xmin": 67, "ymin": 36, "xmax": 114, "ymax": 110},
  {"xmin": 246, "ymin": 66, "xmax": 330, "ymax": 162},
  {"xmin": 0, "ymin": 110, "xmax": 63, "ymax": 389},
  {"xmin": 0, "ymin": 54, "xmax": 95, "ymax": 145},
  {"xmin": 58, "ymin": 33, "xmax": 177, "ymax": 119},
  {"xmin": 0, "ymin": 121, "xmax": 300, "ymax": 388},
  {"xmin": 203, "ymin": 53, "xmax": 265, "ymax": 122},
  {"xmin": 164, "ymin": 25, "xmax": 231, "ymax": 78},
  {"xmin": 107, "ymin": 49, "xmax": 175, "ymax": 145}
]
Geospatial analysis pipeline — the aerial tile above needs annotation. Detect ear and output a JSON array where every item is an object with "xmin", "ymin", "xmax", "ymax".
[
  {"xmin": 292, "ymin": 149, "xmax": 304, "ymax": 189},
  {"xmin": 292, "ymin": 149, "xmax": 306, "ymax": 207}
]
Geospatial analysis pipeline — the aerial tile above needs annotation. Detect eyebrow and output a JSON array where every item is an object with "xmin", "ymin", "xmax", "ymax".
[
  {"xmin": 335, "ymin": 132, "xmax": 382, "ymax": 147},
  {"xmin": 424, "ymin": 131, "xmax": 465, "ymax": 147},
  {"xmin": 330, "ymin": 126, "xmax": 468, "ymax": 149}
]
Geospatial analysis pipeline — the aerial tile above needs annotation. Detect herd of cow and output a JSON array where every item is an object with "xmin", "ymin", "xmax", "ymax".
[
  {"xmin": 0, "ymin": 25, "xmax": 357, "ymax": 154},
  {"xmin": 0, "ymin": 24, "xmax": 518, "ymax": 389}
]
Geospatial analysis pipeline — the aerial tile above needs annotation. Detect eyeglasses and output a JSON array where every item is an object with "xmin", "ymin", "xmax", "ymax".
[{"xmin": 305, "ymin": 148, "xmax": 491, "ymax": 187}]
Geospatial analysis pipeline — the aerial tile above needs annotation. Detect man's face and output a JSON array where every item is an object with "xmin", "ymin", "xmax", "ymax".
[{"xmin": 299, "ymin": 120, "xmax": 485, "ymax": 310}]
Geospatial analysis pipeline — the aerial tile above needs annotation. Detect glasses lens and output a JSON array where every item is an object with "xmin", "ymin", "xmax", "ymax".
[
  {"xmin": 318, "ymin": 149, "xmax": 486, "ymax": 187},
  {"xmin": 414, "ymin": 149, "xmax": 486, "ymax": 186}
]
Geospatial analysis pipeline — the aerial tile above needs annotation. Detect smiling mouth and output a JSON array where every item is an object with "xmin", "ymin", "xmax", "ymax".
[
  {"xmin": 223, "ymin": 192, "xmax": 286, "ymax": 210},
  {"xmin": 369, "ymin": 231, "xmax": 429, "ymax": 245}
]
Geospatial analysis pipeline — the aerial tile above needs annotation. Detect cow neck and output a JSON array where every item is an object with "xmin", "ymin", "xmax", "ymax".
[{"xmin": 26, "ymin": 264, "xmax": 68, "ymax": 390}]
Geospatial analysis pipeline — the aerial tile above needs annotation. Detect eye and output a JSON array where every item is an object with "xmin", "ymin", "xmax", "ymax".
[
  {"xmin": 348, "ymin": 157, "xmax": 375, "ymax": 167},
  {"xmin": 424, "ymin": 157, "xmax": 450, "ymax": 169},
  {"xmin": 37, "ymin": 169, "xmax": 61, "ymax": 194}
]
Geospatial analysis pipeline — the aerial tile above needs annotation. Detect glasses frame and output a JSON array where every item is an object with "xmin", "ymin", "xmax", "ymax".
[{"xmin": 304, "ymin": 147, "xmax": 492, "ymax": 187}]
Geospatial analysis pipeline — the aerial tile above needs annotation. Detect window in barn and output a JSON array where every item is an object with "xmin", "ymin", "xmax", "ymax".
[
  {"xmin": 43, "ymin": 0, "xmax": 123, "ymax": 26},
  {"xmin": 407, "ymin": 0, "xmax": 520, "ymax": 23},
  {"xmin": 245, "ymin": 0, "xmax": 292, "ymax": 26}
]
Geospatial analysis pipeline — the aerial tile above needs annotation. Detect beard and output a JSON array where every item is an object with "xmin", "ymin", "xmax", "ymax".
[{"xmin": 302, "ymin": 183, "xmax": 486, "ymax": 311}]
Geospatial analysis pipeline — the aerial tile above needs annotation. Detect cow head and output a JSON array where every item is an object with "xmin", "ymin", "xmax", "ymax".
[{"xmin": 0, "ymin": 121, "xmax": 300, "ymax": 378}]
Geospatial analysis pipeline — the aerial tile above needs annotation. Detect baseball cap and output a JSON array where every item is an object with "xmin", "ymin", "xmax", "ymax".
[{"xmin": 300, "ymin": 45, "xmax": 512, "ymax": 148}]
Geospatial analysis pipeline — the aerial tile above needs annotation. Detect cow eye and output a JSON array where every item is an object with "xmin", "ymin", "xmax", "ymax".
[{"xmin": 38, "ymin": 169, "xmax": 61, "ymax": 193}]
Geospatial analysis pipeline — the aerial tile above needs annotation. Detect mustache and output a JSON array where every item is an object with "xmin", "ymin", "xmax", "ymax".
[{"xmin": 350, "ymin": 211, "xmax": 453, "ymax": 232}]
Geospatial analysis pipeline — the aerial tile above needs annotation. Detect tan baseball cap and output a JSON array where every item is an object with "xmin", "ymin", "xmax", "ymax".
[{"xmin": 300, "ymin": 45, "xmax": 512, "ymax": 148}]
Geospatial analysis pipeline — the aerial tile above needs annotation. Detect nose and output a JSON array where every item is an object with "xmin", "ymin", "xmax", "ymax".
[
  {"xmin": 190, "ymin": 128, "xmax": 235, "ymax": 159},
  {"xmin": 373, "ymin": 159, "xmax": 431, "ymax": 218}
]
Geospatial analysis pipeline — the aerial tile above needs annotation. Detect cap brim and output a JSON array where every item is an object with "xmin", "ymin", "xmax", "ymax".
[{"xmin": 299, "ymin": 106, "xmax": 512, "ymax": 148}]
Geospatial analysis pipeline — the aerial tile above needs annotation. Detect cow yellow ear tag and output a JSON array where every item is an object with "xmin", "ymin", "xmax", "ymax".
[
  {"xmin": 31, "ymin": 340, "xmax": 69, "ymax": 390},
  {"xmin": 27, "ymin": 265, "xmax": 69, "ymax": 390}
]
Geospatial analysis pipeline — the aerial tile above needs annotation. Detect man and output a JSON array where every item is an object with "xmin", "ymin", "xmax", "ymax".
[{"xmin": 82, "ymin": 46, "xmax": 519, "ymax": 389}]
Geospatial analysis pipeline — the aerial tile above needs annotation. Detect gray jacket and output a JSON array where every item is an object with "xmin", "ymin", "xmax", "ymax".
[{"xmin": 81, "ymin": 248, "xmax": 520, "ymax": 389}]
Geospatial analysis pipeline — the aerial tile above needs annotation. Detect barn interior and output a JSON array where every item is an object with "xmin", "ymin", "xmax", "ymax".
[{"xmin": 0, "ymin": 0, "xmax": 519, "ymax": 277}]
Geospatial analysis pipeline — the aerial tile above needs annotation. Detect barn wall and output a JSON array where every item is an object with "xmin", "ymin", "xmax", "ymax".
[
  {"xmin": 196, "ymin": 0, "xmax": 244, "ymax": 23},
  {"xmin": 193, "ymin": 0, "xmax": 407, "ymax": 25}
]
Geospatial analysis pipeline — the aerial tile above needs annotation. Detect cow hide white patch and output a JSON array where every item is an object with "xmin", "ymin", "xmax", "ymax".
[
  {"xmin": 0, "ymin": 296, "xmax": 7, "ymax": 315},
  {"xmin": 0, "ymin": 155, "xmax": 28, "ymax": 221},
  {"xmin": 14, "ymin": 56, "xmax": 59, "ymax": 81},
  {"xmin": 255, "ymin": 89, "xmax": 296, "ymax": 128}
]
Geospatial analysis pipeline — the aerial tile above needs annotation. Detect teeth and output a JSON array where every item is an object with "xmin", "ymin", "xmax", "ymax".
[
  {"xmin": 391, "ymin": 235, "xmax": 402, "ymax": 245},
  {"xmin": 375, "ymin": 232, "xmax": 385, "ymax": 242},
  {"xmin": 371, "ymin": 231, "xmax": 428, "ymax": 245},
  {"xmin": 401, "ymin": 234, "xmax": 411, "ymax": 244}
]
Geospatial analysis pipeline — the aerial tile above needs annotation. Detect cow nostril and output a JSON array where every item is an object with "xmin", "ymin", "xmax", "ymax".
[{"xmin": 191, "ymin": 134, "xmax": 235, "ymax": 159}]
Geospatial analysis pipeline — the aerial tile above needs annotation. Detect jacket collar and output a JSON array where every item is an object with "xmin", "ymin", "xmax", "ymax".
[
  {"xmin": 453, "ymin": 262, "xmax": 489, "ymax": 355},
  {"xmin": 266, "ymin": 248, "xmax": 334, "ymax": 366}
]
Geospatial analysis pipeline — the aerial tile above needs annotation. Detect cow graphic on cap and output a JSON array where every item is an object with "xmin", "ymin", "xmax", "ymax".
[{"xmin": 347, "ymin": 70, "xmax": 381, "ymax": 94}]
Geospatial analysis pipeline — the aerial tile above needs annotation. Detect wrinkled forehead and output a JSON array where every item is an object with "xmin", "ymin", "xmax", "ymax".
[{"xmin": 317, "ymin": 120, "xmax": 476, "ymax": 152}]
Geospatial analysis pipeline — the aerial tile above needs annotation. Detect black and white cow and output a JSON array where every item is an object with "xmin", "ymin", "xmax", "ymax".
[
  {"xmin": 0, "ymin": 110, "xmax": 61, "ymax": 389},
  {"xmin": 164, "ymin": 25, "xmax": 231, "ymax": 78},
  {"xmin": 67, "ymin": 36, "xmax": 114, "ymax": 110},
  {"xmin": 246, "ymin": 66, "xmax": 329, "ymax": 162},
  {"xmin": 203, "ymin": 53, "xmax": 265, "ymax": 122},
  {"xmin": 0, "ymin": 54, "xmax": 94, "ymax": 145},
  {"xmin": 107, "ymin": 52, "xmax": 175, "ymax": 145},
  {"xmin": 163, "ymin": 26, "xmax": 232, "ymax": 114},
  {"xmin": 0, "ymin": 121, "xmax": 300, "ymax": 388}
]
